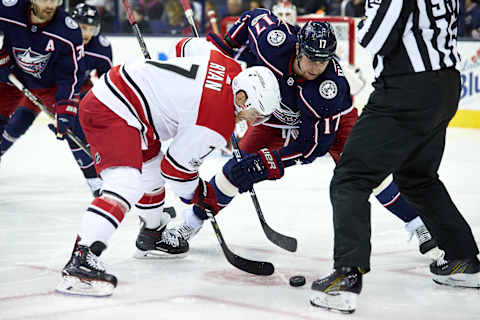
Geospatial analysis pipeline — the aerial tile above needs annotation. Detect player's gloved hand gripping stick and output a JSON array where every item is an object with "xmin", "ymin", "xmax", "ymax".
[
  {"xmin": 122, "ymin": 0, "xmax": 274, "ymax": 276},
  {"xmin": 8, "ymin": 73, "xmax": 91, "ymax": 157}
]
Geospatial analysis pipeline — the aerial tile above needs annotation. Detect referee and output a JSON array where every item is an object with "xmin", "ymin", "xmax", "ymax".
[{"xmin": 310, "ymin": 0, "xmax": 480, "ymax": 313}]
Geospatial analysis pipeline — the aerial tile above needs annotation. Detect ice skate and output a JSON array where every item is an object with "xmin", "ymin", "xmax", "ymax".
[
  {"xmin": 406, "ymin": 217, "xmax": 443, "ymax": 259},
  {"xmin": 172, "ymin": 222, "xmax": 202, "ymax": 242},
  {"xmin": 134, "ymin": 219, "xmax": 189, "ymax": 259},
  {"xmin": 56, "ymin": 242, "xmax": 117, "ymax": 297},
  {"xmin": 310, "ymin": 267, "xmax": 364, "ymax": 314},
  {"xmin": 430, "ymin": 257, "xmax": 480, "ymax": 288}
]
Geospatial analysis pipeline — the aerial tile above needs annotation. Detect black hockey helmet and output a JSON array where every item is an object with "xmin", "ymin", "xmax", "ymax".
[
  {"xmin": 298, "ymin": 21, "xmax": 337, "ymax": 62},
  {"xmin": 72, "ymin": 3, "xmax": 101, "ymax": 35}
]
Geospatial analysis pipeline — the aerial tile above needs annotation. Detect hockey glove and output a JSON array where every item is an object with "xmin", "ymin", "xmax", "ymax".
[
  {"xmin": 229, "ymin": 148, "xmax": 285, "ymax": 193},
  {"xmin": 182, "ymin": 179, "xmax": 221, "ymax": 214},
  {"xmin": 0, "ymin": 48, "xmax": 13, "ymax": 84},
  {"xmin": 53, "ymin": 99, "xmax": 79, "ymax": 140}
]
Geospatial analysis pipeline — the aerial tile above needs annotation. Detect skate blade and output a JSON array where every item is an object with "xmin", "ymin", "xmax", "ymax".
[
  {"xmin": 133, "ymin": 249, "xmax": 188, "ymax": 260},
  {"xmin": 425, "ymin": 247, "xmax": 445, "ymax": 261},
  {"xmin": 310, "ymin": 291, "xmax": 357, "ymax": 314},
  {"xmin": 56, "ymin": 276, "xmax": 115, "ymax": 297},
  {"xmin": 432, "ymin": 273, "xmax": 480, "ymax": 288}
]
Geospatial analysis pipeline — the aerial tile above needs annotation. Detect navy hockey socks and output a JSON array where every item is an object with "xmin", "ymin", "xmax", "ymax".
[
  {"xmin": 374, "ymin": 180, "xmax": 418, "ymax": 223},
  {"xmin": 66, "ymin": 135, "xmax": 98, "ymax": 179}
]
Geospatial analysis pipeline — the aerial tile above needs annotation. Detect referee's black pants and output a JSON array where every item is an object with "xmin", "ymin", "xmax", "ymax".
[{"xmin": 331, "ymin": 68, "xmax": 479, "ymax": 270}]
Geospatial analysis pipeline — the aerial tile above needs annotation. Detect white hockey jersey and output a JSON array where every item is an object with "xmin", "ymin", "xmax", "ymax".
[{"xmin": 91, "ymin": 50, "xmax": 243, "ymax": 198}]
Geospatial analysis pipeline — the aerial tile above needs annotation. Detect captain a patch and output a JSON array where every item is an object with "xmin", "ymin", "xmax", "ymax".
[{"xmin": 319, "ymin": 80, "xmax": 337, "ymax": 99}]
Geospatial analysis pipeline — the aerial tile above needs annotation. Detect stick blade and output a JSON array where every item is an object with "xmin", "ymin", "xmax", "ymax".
[
  {"xmin": 262, "ymin": 223, "xmax": 298, "ymax": 252},
  {"xmin": 227, "ymin": 252, "xmax": 275, "ymax": 276}
]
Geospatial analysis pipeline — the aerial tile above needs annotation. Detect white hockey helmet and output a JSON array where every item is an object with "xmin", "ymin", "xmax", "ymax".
[
  {"xmin": 232, "ymin": 66, "xmax": 281, "ymax": 126},
  {"xmin": 272, "ymin": 1, "xmax": 297, "ymax": 26}
]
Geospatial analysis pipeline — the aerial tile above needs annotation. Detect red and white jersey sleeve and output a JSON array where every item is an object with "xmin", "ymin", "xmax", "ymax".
[
  {"xmin": 91, "ymin": 50, "xmax": 242, "ymax": 199},
  {"xmin": 173, "ymin": 37, "xmax": 219, "ymax": 58}
]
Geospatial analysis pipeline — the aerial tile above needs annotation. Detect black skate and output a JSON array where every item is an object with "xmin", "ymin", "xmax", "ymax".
[
  {"xmin": 134, "ymin": 223, "xmax": 189, "ymax": 259},
  {"xmin": 56, "ymin": 242, "xmax": 117, "ymax": 297},
  {"xmin": 310, "ymin": 267, "xmax": 365, "ymax": 314},
  {"xmin": 430, "ymin": 257, "xmax": 480, "ymax": 288}
]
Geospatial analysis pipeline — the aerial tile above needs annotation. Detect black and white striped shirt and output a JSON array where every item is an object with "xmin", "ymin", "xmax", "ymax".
[{"xmin": 357, "ymin": 0, "xmax": 460, "ymax": 78}]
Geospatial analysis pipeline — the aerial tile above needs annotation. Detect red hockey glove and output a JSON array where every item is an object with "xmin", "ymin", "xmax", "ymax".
[
  {"xmin": 53, "ymin": 99, "xmax": 78, "ymax": 139},
  {"xmin": 189, "ymin": 179, "xmax": 221, "ymax": 214}
]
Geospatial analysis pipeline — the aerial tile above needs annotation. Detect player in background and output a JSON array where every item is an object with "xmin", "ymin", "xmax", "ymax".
[
  {"xmin": 55, "ymin": 50, "xmax": 282, "ymax": 296},
  {"xmin": 55, "ymin": 2, "xmax": 113, "ymax": 195},
  {"xmin": 170, "ymin": 9, "xmax": 439, "ymax": 258},
  {"xmin": 272, "ymin": 0, "xmax": 297, "ymax": 25},
  {"xmin": 0, "ymin": 0, "xmax": 83, "ymax": 162},
  {"xmin": 73, "ymin": 3, "xmax": 112, "ymax": 96},
  {"xmin": 0, "ymin": 2, "xmax": 111, "ymax": 197}
]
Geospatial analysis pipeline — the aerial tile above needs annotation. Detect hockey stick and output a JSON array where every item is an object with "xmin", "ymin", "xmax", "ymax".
[
  {"xmin": 122, "ymin": 0, "xmax": 151, "ymax": 59},
  {"xmin": 207, "ymin": 10, "xmax": 220, "ymax": 35},
  {"xmin": 8, "ymin": 73, "xmax": 91, "ymax": 157},
  {"xmin": 123, "ymin": 0, "xmax": 274, "ymax": 276},
  {"xmin": 230, "ymin": 135, "xmax": 298, "ymax": 252},
  {"xmin": 179, "ymin": 0, "xmax": 199, "ymax": 37},
  {"xmin": 204, "ymin": 208, "xmax": 274, "ymax": 275}
]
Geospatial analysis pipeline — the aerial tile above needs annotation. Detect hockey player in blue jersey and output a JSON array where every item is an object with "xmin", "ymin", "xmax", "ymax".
[
  {"xmin": 0, "ymin": 0, "xmax": 83, "ymax": 149},
  {"xmin": 169, "ymin": 10, "xmax": 440, "ymax": 258},
  {"xmin": 51, "ymin": 2, "xmax": 113, "ymax": 195},
  {"xmin": 0, "ymin": 1, "xmax": 112, "ymax": 196},
  {"xmin": 73, "ymin": 3, "xmax": 112, "ymax": 96}
]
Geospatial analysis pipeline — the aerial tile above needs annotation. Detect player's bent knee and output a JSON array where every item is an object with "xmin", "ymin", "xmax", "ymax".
[{"xmin": 100, "ymin": 166, "xmax": 144, "ymax": 210}]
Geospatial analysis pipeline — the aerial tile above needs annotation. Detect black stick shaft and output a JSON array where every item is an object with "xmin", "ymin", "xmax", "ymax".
[
  {"xmin": 8, "ymin": 74, "xmax": 91, "ymax": 156},
  {"xmin": 230, "ymin": 135, "xmax": 297, "ymax": 252},
  {"xmin": 122, "ymin": 0, "xmax": 151, "ymax": 59}
]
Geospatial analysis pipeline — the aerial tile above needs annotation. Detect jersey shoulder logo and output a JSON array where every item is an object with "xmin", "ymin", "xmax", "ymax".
[
  {"xmin": 2, "ymin": 0, "xmax": 17, "ymax": 7},
  {"xmin": 319, "ymin": 80, "xmax": 338, "ymax": 100},
  {"xmin": 13, "ymin": 47, "xmax": 51, "ymax": 79},
  {"xmin": 98, "ymin": 35, "xmax": 110, "ymax": 47},
  {"xmin": 65, "ymin": 16, "xmax": 79, "ymax": 29},
  {"xmin": 267, "ymin": 30, "xmax": 286, "ymax": 47}
]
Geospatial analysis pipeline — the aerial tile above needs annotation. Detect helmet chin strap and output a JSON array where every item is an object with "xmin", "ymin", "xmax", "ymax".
[
  {"xmin": 30, "ymin": 2, "xmax": 39, "ymax": 17},
  {"xmin": 294, "ymin": 52, "xmax": 305, "ymax": 76}
]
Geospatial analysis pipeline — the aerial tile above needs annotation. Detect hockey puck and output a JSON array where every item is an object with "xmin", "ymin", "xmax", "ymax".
[{"xmin": 289, "ymin": 275, "xmax": 306, "ymax": 287}]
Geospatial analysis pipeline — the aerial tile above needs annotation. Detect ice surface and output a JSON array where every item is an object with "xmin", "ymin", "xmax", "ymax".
[{"xmin": 1, "ymin": 119, "xmax": 479, "ymax": 319}]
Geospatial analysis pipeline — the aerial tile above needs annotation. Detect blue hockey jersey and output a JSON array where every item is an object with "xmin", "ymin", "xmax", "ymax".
[
  {"xmin": 0, "ymin": 1, "xmax": 83, "ymax": 102},
  {"xmin": 224, "ymin": 9, "xmax": 353, "ymax": 166},
  {"xmin": 80, "ymin": 33, "xmax": 112, "ymax": 88}
]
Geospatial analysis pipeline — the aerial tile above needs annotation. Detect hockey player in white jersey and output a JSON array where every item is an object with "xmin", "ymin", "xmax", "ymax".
[{"xmin": 55, "ymin": 49, "xmax": 281, "ymax": 297}]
